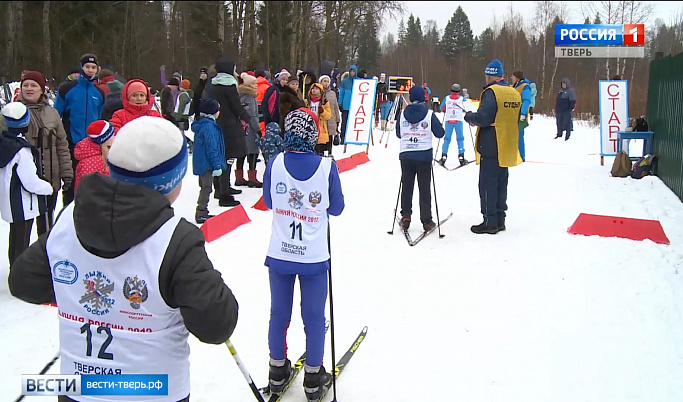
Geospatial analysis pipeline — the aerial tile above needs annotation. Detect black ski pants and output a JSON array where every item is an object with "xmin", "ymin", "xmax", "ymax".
[
  {"xmin": 400, "ymin": 158, "xmax": 432, "ymax": 224},
  {"xmin": 9, "ymin": 219, "xmax": 33, "ymax": 265},
  {"xmin": 478, "ymin": 156, "xmax": 508, "ymax": 227}
]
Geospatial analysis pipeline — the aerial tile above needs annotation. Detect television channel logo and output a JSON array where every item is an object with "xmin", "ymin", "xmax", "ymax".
[{"xmin": 555, "ymin": 24, "xmax": 645, "ymax": 46}]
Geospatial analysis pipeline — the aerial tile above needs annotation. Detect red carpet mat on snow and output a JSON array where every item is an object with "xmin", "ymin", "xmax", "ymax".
[
  {"xmin": 567, "ymin": 213, "xmax": 670, "ymax": 245},
  {"xmin": 201, "ymin": 204, "xmax": 252, "ymax": 242}
]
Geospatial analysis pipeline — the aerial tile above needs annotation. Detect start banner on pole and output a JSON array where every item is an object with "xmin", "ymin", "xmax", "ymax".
[
  {"xmin": 599, "ymin": 80, "xmax": 628, "ymax": 157},
  {"xmin": 344, "ymin": 78, "xmax": 378, "ymax": 146}
]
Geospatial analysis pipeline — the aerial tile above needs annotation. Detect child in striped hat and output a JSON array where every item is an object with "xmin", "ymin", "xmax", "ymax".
[{"xmin": 74, "ymin": 120, "xmax": 115, "ymax": 192}]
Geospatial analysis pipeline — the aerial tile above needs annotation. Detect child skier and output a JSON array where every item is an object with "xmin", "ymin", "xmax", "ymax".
[
  {"xmin": 0, "ymin": 102, "xmax": 54, "ymax": 264},
  {"xmin": 191, "ymin": 98, "xmax": 228, "ymax": 223},
  {"xmin": 74, "ymin": 120, "xmax": 115, "ymax": 192},
  {"xmin": 264, "ymin": 109, "xmax": 344, "ymax": 401},
  {"xmin": 438, "ymin": 83, "xmax": 468, "ymax": 166},
  {"xmin": 397, "ymin": 86, "xmax": 445, "ymax": 231},
  {"xmin": 305, "ymin": 83, "xmax": 332, "ymax": 157}
]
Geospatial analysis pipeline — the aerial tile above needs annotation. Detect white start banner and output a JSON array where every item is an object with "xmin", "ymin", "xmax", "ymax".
[
  {"xmin": 344, "ymin": 78, "xmax": 378, "ymax": 145},
  {"xmin": 599, "ymin": 80, "xmax": 629, "ymax": 156}
]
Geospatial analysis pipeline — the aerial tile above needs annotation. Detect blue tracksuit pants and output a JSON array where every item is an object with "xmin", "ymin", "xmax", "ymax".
[
  {"xmin": 519, "ymin": 128, "xmax": 526, "ymax": 162},
  {"xmin": 442, "ymin": 121, "xmax": 464, "ymax": 155},
  {"xmin": 380, "ymin": 101, "xmax": 392, "ymax": 120},
  {"xmin": 268, "ymin": 267, "xmax": 328, "ymax": 366}
]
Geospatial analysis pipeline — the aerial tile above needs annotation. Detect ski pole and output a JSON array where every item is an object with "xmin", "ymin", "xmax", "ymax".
[
  {"xmin": 388, "ymin": 180, "xmax": 402, "ymax": 235},
  {"xmin": 327, "ymin": 215, "xmax": 338, "ymax": 401},
  {"xmin": 433, "ymin": 112, "xmax": 446, "ymax": 166},
  {"xmin": 225, "ymin": 339, "xmax": 266, "ymax": 402},
  {"xmin": 457, "ymin": 102, "xmax": 477, "ymax": 151},
  {"xmin": 14, "ymin": 352, "xmax": 60, "ymax": 402},
  {"xmin": 431, "ymin": 164, "xmax": 445, "ymax": 238}
]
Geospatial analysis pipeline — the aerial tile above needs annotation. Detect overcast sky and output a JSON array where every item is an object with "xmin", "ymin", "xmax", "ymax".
[{"xmin": 380, "ymin": 1, "xmax": 683, "ymax": 39}]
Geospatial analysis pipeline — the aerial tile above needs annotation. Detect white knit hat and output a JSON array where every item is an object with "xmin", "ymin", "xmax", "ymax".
[{"xmin": 107, "ymin": 116, "xmax": 187, "ymax": 195}]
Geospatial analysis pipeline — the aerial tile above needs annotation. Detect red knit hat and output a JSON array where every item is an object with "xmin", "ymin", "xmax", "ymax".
[
  {"xmin": 246, "ymin": 70, "xmax": 256, "ymax": 77},
  {"xmin": 21, "ymin": 71, "xmax": 46, "ymax": 93},
  {"xmin": 86, "ymin": 120, "xmax": 115, "ymax": 145}
]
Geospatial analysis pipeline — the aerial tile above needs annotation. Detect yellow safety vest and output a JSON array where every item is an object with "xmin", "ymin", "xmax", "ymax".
[
  {"xmin": 514, "ymin": 82, "xmax": 528, "ymax": 95},
  {"xmin": 475, "ymin": 84, "xmax": 523, "ymax": 168}
]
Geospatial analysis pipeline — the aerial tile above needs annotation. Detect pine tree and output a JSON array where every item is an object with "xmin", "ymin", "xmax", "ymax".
[
  {"xmin": 397, "ymin": 19, "xmax": 407, "ymax": 45},
  {"xmin": 357, "ymin": 13, "xmax": 381, "ymax": 73},
  {"xmin": 405, "ymin": 14, "xmax": 423, "ymax": 47},
  {"xmin": 441, "ymin": 14, "xmax": 458, "ymax": 61},
  {"xmin": 453, "ymin": 6, "xmax": 474, "ymax": 54}
]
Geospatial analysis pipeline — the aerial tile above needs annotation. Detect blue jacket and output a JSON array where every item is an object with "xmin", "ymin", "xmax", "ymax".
[
  {"xmin": 191, "ymin": 116, "xmax": 228, "ymax": 175},
  {"xmin": 464, "ymin": 79, "xmax": 509, "ymax": 159},
  {"xmin": 263, "ymin": 152, "xmax": 345, "ymax": 275},
  {"xmin": 396, "ymin": 102, "xmax": 445, "ymax": 161},
  {"xmin": 514, "ymin": 78, "xmax": 531, "ymax": 117},
  {"xmin": 338, "ymin": 65, "xmax": 358, "ymax": 111},
  {"xmin": 54, "ymin": 75, "xmax": 105, "ymax": 146},
  {"xmin": 555, "ymin": 78, "xmax": 576, "ymax": 114}
]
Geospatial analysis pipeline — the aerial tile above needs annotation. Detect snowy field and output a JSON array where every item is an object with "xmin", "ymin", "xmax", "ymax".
[{"xmin": 1, "ymin": 114, "xmax": 683, "ymax": 402}]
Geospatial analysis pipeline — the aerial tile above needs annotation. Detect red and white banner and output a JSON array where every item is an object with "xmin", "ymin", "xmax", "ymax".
[
  {"xmin": 599, "ymin": 80, "xmax": 628, "ymax": 156},
  {"xmin": 344, "ymin": 78, "xmax": 378, "ymax": 145}
]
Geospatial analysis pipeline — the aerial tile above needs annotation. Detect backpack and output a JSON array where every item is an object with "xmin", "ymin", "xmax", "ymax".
[
  {"xmin": 611, "ymin": 151, "xmax": 633, "ymax": 177},
  {"xmin": 631, "ymin": 154, "xmax": 657, "ymax": 179},
  {"xmin": 633, "ymin": 116, "xmax": 649, "ymax": 132}
]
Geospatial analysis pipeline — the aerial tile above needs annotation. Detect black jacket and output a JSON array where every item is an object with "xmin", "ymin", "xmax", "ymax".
[
  {"xmin": 210, "ymin": 82, "xmax": 251, "ymax": 159},
  {"xmin": 262, "ymin": 83, "xmax": 284, "ymax": 126},
  {"xmin": 8, "ymin": 173, "xmax": 239, "ymax": 344},
  {"xmin": 101, "ymin": 92, "xmax": 124, "ymax": 121}
]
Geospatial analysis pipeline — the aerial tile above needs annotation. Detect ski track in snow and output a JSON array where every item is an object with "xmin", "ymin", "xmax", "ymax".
[{"xmin": 1, "ymin": 114, "xmax": 683, "ymax": 401}]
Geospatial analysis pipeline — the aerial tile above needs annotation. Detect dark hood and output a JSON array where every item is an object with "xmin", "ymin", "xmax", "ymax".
[
  {"xmin": 403, "ymin": 103, "xmax": 430, "ymax": 124},
  {"xmin": 561, "ymin": 78, "xmax": 571, "ymax": 88},
  {"xmin": 321, "ymin": 60, "xmax": 335, "ymax": 78},
  {"xmin": 0, "ymin": 132, "xmax": 31, "ymax": 168},
  {"xmin": 74, "ymin": 174, "xmax": 175, "ymax": 255}
]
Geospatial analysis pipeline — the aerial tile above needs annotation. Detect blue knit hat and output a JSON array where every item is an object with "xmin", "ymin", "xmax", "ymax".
[
  {"xmin": 409, "ymin": 86, "xmax": 425, "ymax": 103},
  {"xmin": 198, "ymin": 98, "xmax": 220, "ymax": 115},
  {"xmin": 1, "ymin": 102, "xmax": 30, "ymax": 129},
  {"xmin": 485, "ymin": 59, "xmax": 504, "ymax": 77},
  {"xmin": 108, "ymin": 116, "xmax": 187, "ymax": 195}
]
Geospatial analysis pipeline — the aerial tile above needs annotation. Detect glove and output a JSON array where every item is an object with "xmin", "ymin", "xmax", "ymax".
[
  {"xmin": 160, "ymin": 65, "xmax": 166, "ymax": 72},
  {"xmin": 62, "ymin": 178, "xmax": 72, "ymax": 191},
  {"xmin": 520, "ymin": 115, "xmax": 526, "ymax": 121},
  {"xmin": 212, "ymin": 169, "xmax": 223, "ymax": 177}
]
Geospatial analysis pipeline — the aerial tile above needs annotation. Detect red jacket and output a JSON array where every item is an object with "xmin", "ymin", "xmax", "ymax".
[
  {"xmin": 109, "ymin": 79, "xmax": 162, "ymax": 131},
  {"xmin": 74, "ymin": 138, "xmax": 108, "ymax": 193},
  {"xmin": 96, "ymin": 76, "xmax": 115, "ymax": 95},
  {"xmin": 256, "ymin": 76, "xmax": 271, "ymax": 134}
]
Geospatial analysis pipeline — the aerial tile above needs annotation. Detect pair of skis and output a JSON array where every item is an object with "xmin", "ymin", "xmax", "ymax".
[
  {"xmin": 434, "ymin": 159, "xmax": 474, "ymax": 171},
  {"xmin": 260, "ymin": 325, "xmax": 368, "ymax": 402},
  {"xmin": 394, "ymin": 212, "xmax": 453, "ymax": 246}
]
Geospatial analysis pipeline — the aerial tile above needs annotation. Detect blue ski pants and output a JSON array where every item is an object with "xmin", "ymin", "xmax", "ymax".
[
  {"xmin": 442, "ymin": 121, "xmax": 464, "ymax": 156},
  {"xmin": 268, "ymin": 267, "xmax": 328, "ymax": 366},
  {"xmin": 519, "ymin": 128, "xmax": 526, "ymax": 162}
]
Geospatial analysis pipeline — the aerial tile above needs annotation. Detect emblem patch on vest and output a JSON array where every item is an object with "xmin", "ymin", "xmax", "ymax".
[
  {"xmin": 53, "ymin": 260, "xmax": 79, "ymax": 285},
  {"xmin": 123, "ymin": 276, "xmax": 149, "ymax": 310},
  {"xmin": 79, "ymin": 271, "xmax": 116, "ymax": 316},
  {"xmin": 276, "ymin": 182, "xmax": 287, "ymax": 194},
  {"xmin": 309, "ymin": 191, "xmax": 322, "ymax": 208},
  {"xmin": 289, "ymin": 188, "xmax": 304, "ymax": 209}
]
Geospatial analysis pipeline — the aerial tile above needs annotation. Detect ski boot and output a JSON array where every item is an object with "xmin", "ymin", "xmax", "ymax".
[
  {"xmin": 423, "ymin": 220, "xmax": 436, "ymax": 232},
  {"xmin": 269, "ymin": 358, "xmax": 293, "ymax": 395},
  {"xmin": 400, "ymin": 217, "xmax": 411, "ymax": 231},
  {"xmin": 458, "ymin": 153, "xmax": 466, "ymax": 166},
  {"xmin": 437, "ymin": 154, "xmax": 447, "ymax": 166},
  {"xmin": 303, "ymin": 364, "xmax": 332, "ymax": 401}
]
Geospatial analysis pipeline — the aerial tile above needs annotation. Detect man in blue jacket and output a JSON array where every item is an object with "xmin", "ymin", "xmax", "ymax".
[
  {"xmin": 54, "ymin": 53, "xmax": 105, "ymax": 207},
  {"xmin": 464, "ymin": 59, "xmax": 523, "ymax": 234},
  {"xmin": 511, "ymin": 71, "xmax": 531, "ymax": 161},
  {"xmin": 396, "ymin": 86, "xmax": 445, "ymax": 232},
  {"xmin": 337, "ymin": 65, "xmax": 357, "ymax": 145}
]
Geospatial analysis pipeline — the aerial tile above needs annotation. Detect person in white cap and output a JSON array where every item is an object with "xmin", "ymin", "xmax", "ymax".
[
  {"xmin": 9, "ymin": 116, "xmax": 239, "ymax": 402},
  {"xmin": 0, "ymin": 102, "xmax": 54, "ymax": 264}
]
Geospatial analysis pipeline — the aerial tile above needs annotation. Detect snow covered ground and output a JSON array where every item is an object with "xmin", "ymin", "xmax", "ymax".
[{"xmin": 1, "ymin": 114, "xmax": 683, "ymax": 402}]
